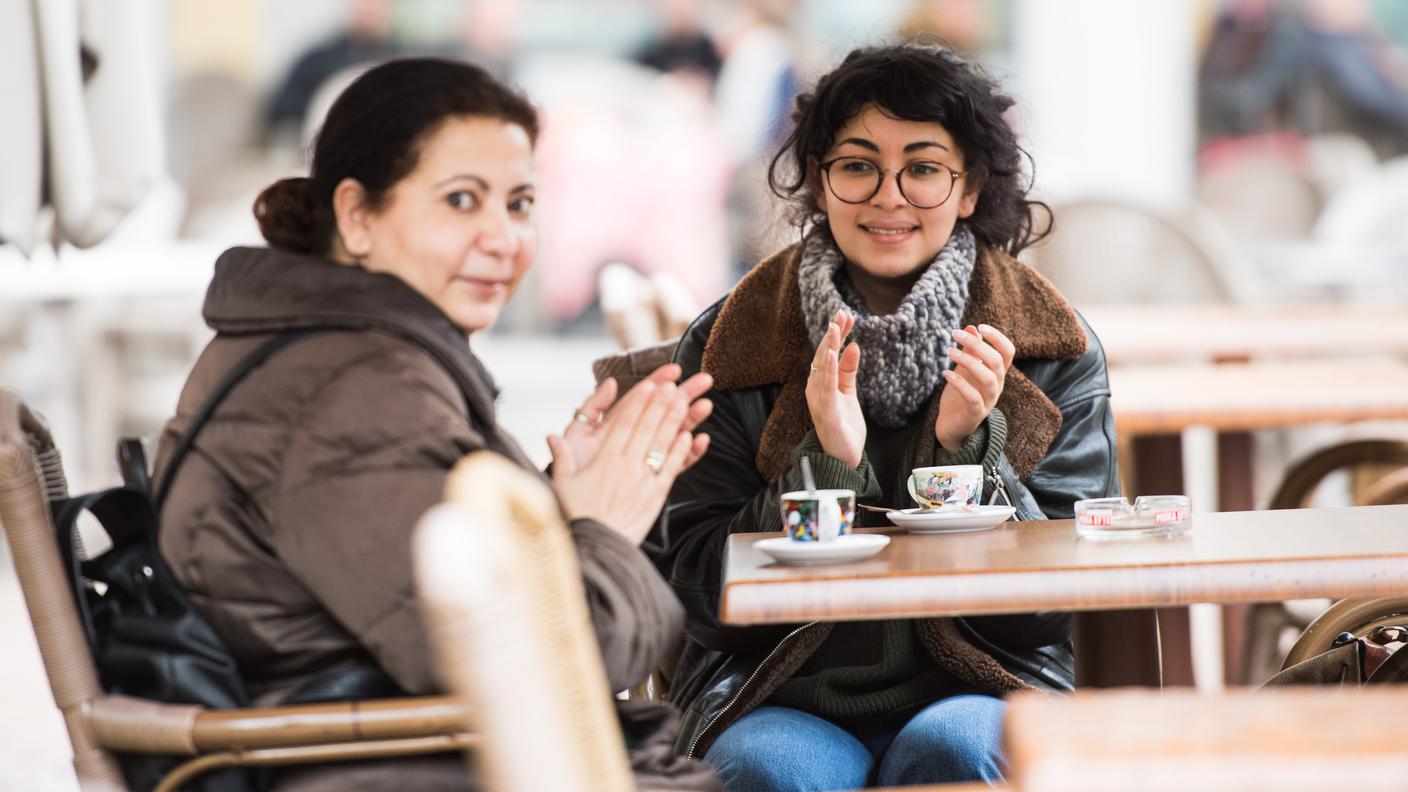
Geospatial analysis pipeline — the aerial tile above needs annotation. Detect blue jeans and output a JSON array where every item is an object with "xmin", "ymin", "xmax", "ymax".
[{"xmin": 702, "ymin": 695, "xmax": 1006, "ymax": 791}]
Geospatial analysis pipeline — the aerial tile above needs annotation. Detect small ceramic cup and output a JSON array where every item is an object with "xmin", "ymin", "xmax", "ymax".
[
  {"xmin": 780, "ymin": 489, "xmax": 856, "ymax": 542},
  {"xmin": 907, "ymin": 465, "xmax": 983, "ymax": 510}
]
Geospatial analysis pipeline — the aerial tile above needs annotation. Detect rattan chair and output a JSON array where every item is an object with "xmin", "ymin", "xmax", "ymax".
[
  {"xmin": 590, "ymin": 338, "xmax": 680, "ymax": 401},
  {"xmin": 0, "ymin": 391, "xmax": 472, "ymax": 792},
  {"xmin": 414, "ymin": 451, "xmax": 635, "ymax": 792},
  {"xmin": 1241, "ymin": 439, "xmax": 1408, "ymax": 684},
  {"xmin": 1278, "ymin": 597, "xmax": 1408, "ymax": 671}
]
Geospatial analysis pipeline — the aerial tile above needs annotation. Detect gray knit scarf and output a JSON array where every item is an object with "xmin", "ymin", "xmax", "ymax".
[{"xmin": 798, "ymin": 224, "xmax": 978, "ymax": 427}]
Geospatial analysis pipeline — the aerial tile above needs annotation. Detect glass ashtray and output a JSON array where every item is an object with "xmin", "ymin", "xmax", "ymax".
[{"xmin": 1074, "ymin": 495, "xmax": 1191, "ymax": 540}]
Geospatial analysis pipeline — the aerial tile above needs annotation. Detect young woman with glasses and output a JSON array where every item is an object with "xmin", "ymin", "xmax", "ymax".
[{"xmin": 653, "ymin": 44, "xmax": 1121, "ymax": 789}]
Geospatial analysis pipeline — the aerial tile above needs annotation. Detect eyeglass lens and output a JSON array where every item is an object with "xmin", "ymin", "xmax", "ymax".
[{"xmin": 825, "ymin": 158, "xmax": 957, "ymax": 209}]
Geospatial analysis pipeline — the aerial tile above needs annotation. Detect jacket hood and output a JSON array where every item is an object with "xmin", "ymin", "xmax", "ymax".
[{"xmin": 203, "ymin": 246, "xmax": 502, "ymax": 432}]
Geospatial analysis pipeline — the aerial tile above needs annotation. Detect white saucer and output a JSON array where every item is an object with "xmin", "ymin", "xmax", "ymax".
[
  {"xmin": 886, "ymin": 504, "xmax": 1016, "ymax": 533},
  {"xmin": 754, "ymin": 534, "xmax": 891, "ymax": 566}
]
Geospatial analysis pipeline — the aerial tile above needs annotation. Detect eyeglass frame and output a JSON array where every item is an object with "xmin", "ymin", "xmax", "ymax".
[{"xmin": 818, "ymin": 157, "xmax": 965, "ymax": 210}]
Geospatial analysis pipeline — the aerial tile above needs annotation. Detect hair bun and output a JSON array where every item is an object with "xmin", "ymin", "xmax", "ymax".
[{"xmin": 253, "ymin": 177, "xmax": 328, "ymax": 255}]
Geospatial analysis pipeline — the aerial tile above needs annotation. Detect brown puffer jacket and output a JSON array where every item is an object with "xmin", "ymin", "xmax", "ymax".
[{"xmin": 155, "ymin": 246, "xmax": 722, "ymax": 791}]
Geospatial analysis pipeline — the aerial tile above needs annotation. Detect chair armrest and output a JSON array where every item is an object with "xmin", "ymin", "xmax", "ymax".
[
  {"xmin": 88, "ymin": 694, "xmax": 467, "ymax": 755},
  {"xmin": 591, "ymin": 338, "xmax": 680, "ymax": 395}
]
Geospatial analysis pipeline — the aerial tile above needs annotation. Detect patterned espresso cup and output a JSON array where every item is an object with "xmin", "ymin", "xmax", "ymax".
[
  {"xmin": 780, "ymin": 489, "xmax": 856, "ymax": 542},
  {"xmin": 907, "ymin": 465, "xmax": 983, "ymax": 510}
]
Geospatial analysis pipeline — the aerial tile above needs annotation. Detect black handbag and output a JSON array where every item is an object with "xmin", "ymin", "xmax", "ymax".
[{"xmin": 51, "ymin": 330, "xmax": 321, "ymax": 792}]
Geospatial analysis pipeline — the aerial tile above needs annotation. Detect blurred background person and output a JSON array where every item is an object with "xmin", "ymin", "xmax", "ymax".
[
  {"xmin": 263, "ymin": 0, "xmax": 400, "ymax": 146},
  {"xmin": 636, "ymin": 0, "xmax": 723, "ymax": 84}
]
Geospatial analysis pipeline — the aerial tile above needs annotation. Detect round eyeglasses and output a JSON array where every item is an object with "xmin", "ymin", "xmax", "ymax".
[{"xmin": 820, "ymin": 157, "xmax": 964, "ymax": 209}]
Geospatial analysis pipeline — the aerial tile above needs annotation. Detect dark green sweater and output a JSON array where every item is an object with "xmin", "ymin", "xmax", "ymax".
[{"xmin": 767, "ymin": 408, "xmax": 1005, "ymax": 724}]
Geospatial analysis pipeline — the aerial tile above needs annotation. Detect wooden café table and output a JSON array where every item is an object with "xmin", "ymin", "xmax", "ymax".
[
  {"xmin": 719, "ymin": 505, "xmax": 1408, "ymax": 691},
  {"xmin": 720, "ymin": 505, "xmax": 1408, "ymax": 626},
  {"xmin": 1106, "ymin": 358, "xmax": 1408, "ymax": 685},
  {"xmin": 1081, "ymin": 304, "xmax": 1408, "ymax": 367}
]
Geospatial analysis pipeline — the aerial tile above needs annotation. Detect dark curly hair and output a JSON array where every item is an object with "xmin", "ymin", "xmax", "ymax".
[
  {"xmin": 768, "ymin": 43, "xmax": 1050, "ymax": 256},
  {"xmin": 254, "ymin": 57, "xmax": 539, "ymax": 257}
]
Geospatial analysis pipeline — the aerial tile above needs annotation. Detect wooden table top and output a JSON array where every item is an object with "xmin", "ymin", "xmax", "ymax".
[
  {"xmin": 1083, "ymin": 305, "xmax": 1408, "ymax": 365},
  {"xmin": 1108, "ymin": 359, "xmax": 1408, "ymax": 435},
  {"xmin": 720, "ymin": 504, "xmax": 1408, "ymax": 625}
]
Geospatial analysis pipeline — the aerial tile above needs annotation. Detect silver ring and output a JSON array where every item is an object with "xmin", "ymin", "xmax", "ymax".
[
  {"xmin": 644, "ymin": 450, "xmax": 666, "ymax": 474},
  {"xmin": 809, "ymin": 365, "xmax": 819, "ymax": 374},
  {"xmin": 572, "ymin": 409, "xmax": 599, "ymax": 427}
]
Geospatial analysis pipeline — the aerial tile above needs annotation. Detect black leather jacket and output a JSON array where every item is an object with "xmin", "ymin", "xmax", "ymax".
[{"xmin": 652, "ymin": 299, "xmax": 1121, "ymax": 758}]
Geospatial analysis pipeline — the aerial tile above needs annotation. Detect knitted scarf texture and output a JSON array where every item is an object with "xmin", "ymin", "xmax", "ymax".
[{"xmin": 797, "ymin": 224, "xmax": 977, "ymax": 427}]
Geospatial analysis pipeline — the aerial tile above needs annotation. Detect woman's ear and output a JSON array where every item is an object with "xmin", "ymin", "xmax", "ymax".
[
  {"xmin": 957, "ymin": 177, "xmax": 983, "ymax": 219},
  {"xmin": 331, "ymin": 177, "xmax": 374, "ymax": 259}
]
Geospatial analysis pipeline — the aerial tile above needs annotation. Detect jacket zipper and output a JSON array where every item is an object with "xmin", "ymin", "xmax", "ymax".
[
  {"xmin": 986, "ymin": 469, "xmax": 1011, "ymax": 507},
  {"xmin": 687, "ymin": 621, "xmax": 817, "ymax": 758}
]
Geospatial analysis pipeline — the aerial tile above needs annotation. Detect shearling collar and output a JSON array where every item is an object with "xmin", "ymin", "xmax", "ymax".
[
  {"xmin": 700, "ymin": 240, "xmax": 1087, "ymax": 481},
  {"xmin": 203, "ymin": 246, "xmax": 503, "ymax": 437}
]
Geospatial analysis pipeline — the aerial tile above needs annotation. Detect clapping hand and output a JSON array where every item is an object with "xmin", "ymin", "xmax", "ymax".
[
  {"xmin": 935, "ymin": 323, "xmax": 1015, "ymax": 452},
  {"xmin": 547, "ymin": 366, "xmax": 713, "ymax": 545},
  {"xmin": 559, "ymin": 363, "xmax": 713, "ymax": 472},
  {"xmin": 805, "ymin": 309, "xmax": 865, "ymax": 469}
]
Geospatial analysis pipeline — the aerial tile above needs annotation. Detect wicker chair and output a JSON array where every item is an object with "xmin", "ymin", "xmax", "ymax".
[
  {"xmin": 0, "ymin": 390, "xmax": 472, "ymax": 792},
  {"xmin": 590, "ymin": 339, "xmax": 680, "ymax": 400},
  {"xmin": 414, "ymin": 451, "xmax": 635, "ymax": 792},
  {"xmin": 1241, "ymin": 439, "xmax": 1408, "ymax": 685}
]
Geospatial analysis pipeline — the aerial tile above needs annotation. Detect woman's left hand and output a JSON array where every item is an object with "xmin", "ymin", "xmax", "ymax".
[
  {"xmin": 935, "ymin": 324, "xmax": 1015, "ymax": 452},
  {"xmin": 562, "ymin": 363, "xmax": 713, "ymax": 471}
]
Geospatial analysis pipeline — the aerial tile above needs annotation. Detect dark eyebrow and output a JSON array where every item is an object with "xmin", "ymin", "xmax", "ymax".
[
  {"xmin": 904, "ymin": 140, "xmax": 949, "ymax": 153},
  {"xmin": 833, "ymin": 137, "xmax": 951, "ymax": 154},
  {"xmin": 509, "ymin": 182, "xmax": 535, "ymax": 195},
  {"xmin": 835, "ymin": 137, "xmax": 880, "ymax": 152}
]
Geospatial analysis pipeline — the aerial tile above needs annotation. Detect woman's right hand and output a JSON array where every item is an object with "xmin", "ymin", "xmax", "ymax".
[
  {"xmin": 805, "ymin": 309, "xmax": 865, "ymax": 469},
  {"xmin": 547, "ymin": 380, "xmax": 711, "ymax": 545}
]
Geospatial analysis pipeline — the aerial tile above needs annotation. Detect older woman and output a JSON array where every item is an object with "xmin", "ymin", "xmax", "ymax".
[
  {"xmin": 655, "ymin": 44, "xmax": 1121, "ymax": 789},
  {"xmin": 155, "ymin": 58, "xmax": 720, "ymax": 791}
]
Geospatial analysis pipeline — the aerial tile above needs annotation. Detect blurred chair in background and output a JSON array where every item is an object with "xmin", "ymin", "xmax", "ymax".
[
  {"xmin": 1024, "ymin": 197, "xmax": 1264, "ymax": 307},
  {"xmin": 598, "ymin": 262, "xmax": 699, "ymax": 349},
  {"xmin": 1313, "ymin": 153, "xmax": 1408, "ymax": 246},
  {"xmin": 1303, "ymin": 132, "xmax": 1379, "ymax": 201},
  {"xmin": 1197, "ymin": 160, "xmax": 1322, "ymax": 240}
]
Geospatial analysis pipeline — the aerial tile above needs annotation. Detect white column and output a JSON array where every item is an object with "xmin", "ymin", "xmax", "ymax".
[{"xmin": 1012, "ymin": 0, "xmax": 1198, "ymax": 207}]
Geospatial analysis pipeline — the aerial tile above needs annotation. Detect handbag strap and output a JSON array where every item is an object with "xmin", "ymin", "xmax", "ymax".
[{"xmin": 154, "ymin": 329, "xmax": 322, "ymax": 513}]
